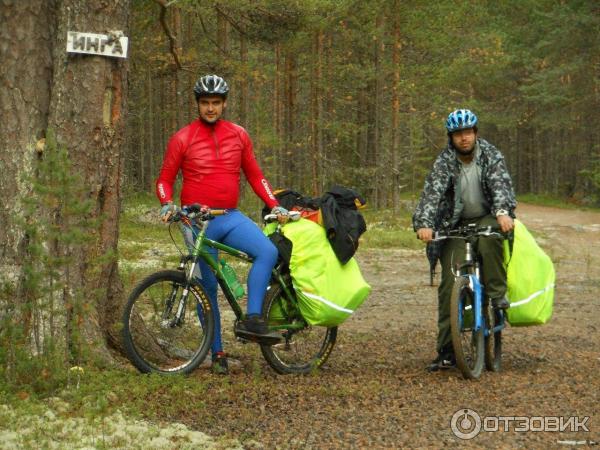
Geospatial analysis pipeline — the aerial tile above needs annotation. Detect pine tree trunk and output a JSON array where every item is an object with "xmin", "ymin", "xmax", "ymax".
[
  {"xmin": 274, "ymin": 44, "xmax": 283, "ymax": 187},
  {"xmin": 239, "ymin": 34, "xmax": 249, "ymax": 126},
  {"xmin": 284, "ymin": 50, "xmax": 297, "ymax": 187},
  {"xmin": 391, "ymin": 9, "xmax": 402, "ymax": 211},
  {"xmin": 1, "ymin": 0, "xmax": 129, "ymax": 366},
  {"xmin": 173, "ymin": 5, "xmax": 183, "ymax": 130},
  {"xmin": 148, "ymin": 72, "xmax": 157, "ymax": 191},
  {"xmin": 310, "ymin": 31, "xmax": 324, "ymax": 195},
  {"xmin": 0, "ymin": 0, "xmax": 56, "ymax": 292},
  {"xmin": 47, "ymin": 0, "xmax": 129, "ymax": 361},
  {"xmin": 374, "ymin": 12, "xmax": 385, "ymax": 207}
]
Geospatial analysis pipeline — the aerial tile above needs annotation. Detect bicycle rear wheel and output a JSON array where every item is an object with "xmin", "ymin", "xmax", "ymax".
[
  {"xmin": 484, "ymin": 302, "xmax": 502, "ymax": 372},
  {"xmin": 122, "ymin": 270, "xmax": 214, "ymax": 375},
  {"xmin": 260, "ymin": 279, "xmax": 337, "ymax": 374},
  {"xmin": 450, "ymin": 277, "xmax": 484, "ymax": 379}
]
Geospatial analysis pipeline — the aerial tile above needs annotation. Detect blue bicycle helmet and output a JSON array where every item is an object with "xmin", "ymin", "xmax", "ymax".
[
  {"xmin": 193, "ymin": 74, "xmax": 229, "ymax": 100},
  {"xmin": 445, "ymin": 109, "xmax": 478, "ymax": 133}
]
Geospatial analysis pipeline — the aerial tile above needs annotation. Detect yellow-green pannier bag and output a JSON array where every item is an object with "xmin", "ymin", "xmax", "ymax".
[
  {"xmin": 504, "ymin": 219, "xmax": 555, "ymax": 326},
  {"xmin": 265, "ymin": 218, "xmax": 371, "ymax": 327}
]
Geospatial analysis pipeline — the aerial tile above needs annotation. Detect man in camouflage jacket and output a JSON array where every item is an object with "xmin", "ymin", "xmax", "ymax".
[{"xmin": 413, "ymin": 109, "xmax": 516, "ymax": 371}]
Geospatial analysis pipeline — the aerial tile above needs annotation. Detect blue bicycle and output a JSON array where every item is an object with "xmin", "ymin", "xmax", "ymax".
[{"xmin": 434, "ymin": 224, "xmax": 508, "ymax": 379}]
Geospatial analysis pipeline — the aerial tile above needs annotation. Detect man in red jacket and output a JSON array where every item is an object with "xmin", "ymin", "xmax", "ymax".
[{"xmin": 156, "ymin": 74, "xmax": 287, "ymax": 374}]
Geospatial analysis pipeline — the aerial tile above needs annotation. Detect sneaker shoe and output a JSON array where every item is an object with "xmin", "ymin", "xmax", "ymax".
[
  {"xmin": 492, "ymin": 296, "xmax": 510, "ymax": 310},
  {"xmin": 427, "ymin": 352, "xmax": 456, "ymax": 372},
  {"xmin": 211, "ymin": 352, "xmax": 229, "ymax": 375},
  {"xmin": 235, "ymin": 315, "xmax": 281, "ymax": 345}
]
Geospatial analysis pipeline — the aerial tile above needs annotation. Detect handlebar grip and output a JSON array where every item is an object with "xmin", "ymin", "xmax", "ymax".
[
  {"xmin": 263, "ymin": 211, "xmax": 302, "ymax": 223},
  {"xmin": 168, "ymin": 206, "xmax": 228, "ymax": 223}
]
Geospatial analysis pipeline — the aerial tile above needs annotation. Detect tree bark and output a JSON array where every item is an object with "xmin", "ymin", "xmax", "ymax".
[
  {"xmin": 284, "ymin": 50, "xmax": 297, "ymax": 187},
  {"xmin": 9, "ymin": 0, "xmax": 128, "ymax": 363},
  {"xmin": 0, "ymin": 0, "xmax": 56, "ymax": 293},
  {"xmin": 374, "ymin": 12, "xmax": 385, "ymax": 207},
  {"xmin": 1, "ymin": 0, "xmax": 129, "ymax": 367},
  {"xmin": 239, "ymin": 34, "xmax": 249, "ymax": 126},
  {"xmin": 310, "ymin": 30, "xmax": 324, "ymax": 196},
  {"xmin": 390, "ymin": 8, "xmax": 402, "ymax": 210},
  {"xmin": 274, "ymin": 43, "xmax": 284, "ymax": 187}
]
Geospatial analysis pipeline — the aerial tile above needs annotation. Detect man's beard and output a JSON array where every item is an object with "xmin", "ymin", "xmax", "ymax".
[{"xmin": 455, "ymin": 145, "xmax": 475, "ymax": 156}]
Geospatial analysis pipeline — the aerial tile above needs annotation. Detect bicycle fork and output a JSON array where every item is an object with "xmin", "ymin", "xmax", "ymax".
[
  {"xmin": 160, "ymin": 282, "xmax": 189, "ymax": 328},
  {"xmin": 465, "ymin": 240, "xmax": 506, "ymax": 335},
  {"xmin": 466, "ymin": 274, "xmax": 483, "ymax": 332},
  {"xmin": 458, "ymin": 240, "xmax": 484, "ymax": 332},
  {"xmin": 161, "ymin": 220, "xmax": 208, "ymax": 329}
]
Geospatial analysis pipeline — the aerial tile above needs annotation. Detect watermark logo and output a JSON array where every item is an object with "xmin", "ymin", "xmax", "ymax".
[
  {"xmin": 451, "ymin": 409, "xmax": 482, "ymax": 439},
  {"xmin": 451, "ymin": 409, "xmax": 590, "ymax": 440}
]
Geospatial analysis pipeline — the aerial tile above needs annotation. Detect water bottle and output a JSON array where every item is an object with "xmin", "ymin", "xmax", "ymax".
[{"xmin": 220, "ymin": 259, "xmax": 245, "ymax": 299}]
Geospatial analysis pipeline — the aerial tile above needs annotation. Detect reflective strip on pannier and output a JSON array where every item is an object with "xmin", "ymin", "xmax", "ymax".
[{"xmin": 504, "ymin": 219, "xmax": 555, "ymax": 326}]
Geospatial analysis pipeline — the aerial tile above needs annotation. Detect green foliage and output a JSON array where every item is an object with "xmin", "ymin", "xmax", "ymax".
[
  {"xmin": 517, "ymin": 193, "xmax": 600, "ymax": 211},
  {"xmin": 127, "ymin": 0, "xmax": 599, "ymax": 206},
  {"xmin": 360, "ymin": 207, "xmax": 422, "ymax": 250},
  {"xmin": 579, "ymin": 146, "xmax": 600, "ymax": 205}
]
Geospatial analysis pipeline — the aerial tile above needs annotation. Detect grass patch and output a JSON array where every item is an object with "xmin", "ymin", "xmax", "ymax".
[
  {"xmin": 360, "ymin": 207, "xmax": 421, "ymax": 250},
  {"xmin": 518, "ymin": 193, "xmax": 600, "ymax": 211},
  {"xmin": 1, "ymin": 368, "xmax": 210, "ymax": 418},
  {"xmin": 119, "ymin": 193, "xmax": 188, "ymax": 289}
]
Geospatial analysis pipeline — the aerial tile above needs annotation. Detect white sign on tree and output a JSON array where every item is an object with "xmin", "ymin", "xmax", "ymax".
[{"xmin": 66, "ymin": 31, "xmax": 128, "ymax": 58}]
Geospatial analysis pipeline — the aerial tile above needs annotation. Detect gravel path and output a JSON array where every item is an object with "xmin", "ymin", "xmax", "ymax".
[
  {"xmin": 178, "ymin": 203, "xmax": 600, "ymax": 448},
  {"xmin": 5, "ymin": 203, "xmax": 598, "ymax": 449}
]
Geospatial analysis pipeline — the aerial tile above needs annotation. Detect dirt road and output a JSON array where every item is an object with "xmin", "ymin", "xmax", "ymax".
[{"xmin": 183, "ymin": 203, "xmax": 600, "ymax": 449}]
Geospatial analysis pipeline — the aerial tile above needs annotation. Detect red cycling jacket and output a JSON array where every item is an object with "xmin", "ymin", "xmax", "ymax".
[{"xmin": 156, "ymin": 119, "xmax": 278, "ymax": 209}]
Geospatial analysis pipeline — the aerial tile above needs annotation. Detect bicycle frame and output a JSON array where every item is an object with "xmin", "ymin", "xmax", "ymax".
[
  {"xmin": 452, "ymin": 231, "xmax": 505, "ymax": 336},
  {"xmin": 123, "ymin": 207, "xmax": 336, "ymax": 376},
  {"xmin": 178, "ymin": 216, "xmax": 302, "ymax": 328}
]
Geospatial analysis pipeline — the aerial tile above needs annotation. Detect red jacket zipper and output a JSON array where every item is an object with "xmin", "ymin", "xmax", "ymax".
[{"xmin": 211, "ymin": 127, "xmax": 220, "ymax": 158}]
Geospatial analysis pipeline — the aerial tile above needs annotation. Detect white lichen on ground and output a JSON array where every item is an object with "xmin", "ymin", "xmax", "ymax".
[{"xmin": 0, "ymin": 402, "xmax": 243, "ymax": 450}]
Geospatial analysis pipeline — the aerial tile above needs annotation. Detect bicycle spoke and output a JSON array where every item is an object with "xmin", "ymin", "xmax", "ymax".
[
  {"xmin": 123, "ymin": 271, "xmax": 213, "ymax": 374},
  {"xmin": 451, "ymin": 278, "xmax": 484, "ymax": 379},
  {"xmin": 260, "ymin": 281, "xmax": 336, "ymax": 374}
]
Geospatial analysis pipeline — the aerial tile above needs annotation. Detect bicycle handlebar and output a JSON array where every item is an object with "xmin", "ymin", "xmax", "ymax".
[
  {"xmin": 433, "ymin": 224, "xmax": 507, "ymax": 242},
  {"xmin": 168, "ymin": 204, "xmax": 227, "ymax": 223},
  {"xmin": 263, "ymin": 210, "xmax": 302, "ymax": 223}
]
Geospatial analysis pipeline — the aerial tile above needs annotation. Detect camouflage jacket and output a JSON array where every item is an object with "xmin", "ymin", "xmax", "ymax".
[{"xmin": 413, "ymin": 138, "xmax": 516, "ymax": 231}]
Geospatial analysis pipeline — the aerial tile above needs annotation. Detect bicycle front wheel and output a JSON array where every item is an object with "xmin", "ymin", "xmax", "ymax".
[
  {"xmin": 122, "ymin": 270, "xmax": 214, "ymax": 375},
  {"xmin": 260, "ymin": 279, "xmax": 337, "ymax": 374},
  {"xmin": 484, "ymin": 302, "xmax": 502, "ymax": 372},
  {"xmin": 450, "ymin": 277, "xmax": 484, "ymax": 379}
]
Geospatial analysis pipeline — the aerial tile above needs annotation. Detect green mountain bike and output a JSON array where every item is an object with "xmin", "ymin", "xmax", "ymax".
[{"xmin": 121, "ymin": 205, "xmax": 337, "ymax": 375}]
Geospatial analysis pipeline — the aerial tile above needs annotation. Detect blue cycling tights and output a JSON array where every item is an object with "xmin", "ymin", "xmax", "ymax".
[{"xmin": 196, "ymin": 210, "xmax": 278, "ymax": 355}]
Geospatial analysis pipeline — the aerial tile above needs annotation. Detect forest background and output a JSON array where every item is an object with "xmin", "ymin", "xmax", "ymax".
[
  {"xmin": 0, "ymin": 1, "xmax": 599, "ymax": 440},
  {"xmin": 127, "ymin": 0, "xmax": 600, "ymax": 209}
]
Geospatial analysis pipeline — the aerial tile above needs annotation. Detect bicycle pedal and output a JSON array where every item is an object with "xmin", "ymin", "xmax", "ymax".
[
  {"xmin": 235, "ymin": 335, "xmax": 251, "ymax": 344},
  {"xmin": 234, "ymin": 330, "xmax": 281, "ymax": 346}
]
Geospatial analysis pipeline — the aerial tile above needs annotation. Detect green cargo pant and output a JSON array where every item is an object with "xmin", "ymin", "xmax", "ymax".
[{"xmin": 436, "ymin": 214, "xmax": 506, "ymax": 353}]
